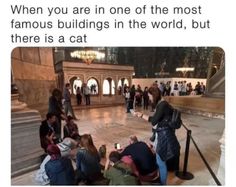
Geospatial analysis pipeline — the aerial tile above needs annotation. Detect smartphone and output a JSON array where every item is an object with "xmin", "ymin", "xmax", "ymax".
[{"xmin": 114, "ymin": 143, "xmax": 121, "ymax": 149}]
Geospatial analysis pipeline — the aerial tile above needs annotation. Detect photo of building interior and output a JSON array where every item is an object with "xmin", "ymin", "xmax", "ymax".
[{"xmin": 11, "ymin": 47, "xmax": 224, "ymax": 185}]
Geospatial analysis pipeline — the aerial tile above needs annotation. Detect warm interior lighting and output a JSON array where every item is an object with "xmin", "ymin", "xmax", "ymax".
[
  {"xmin": 70, "ymin": 50, "xmax": 105, "ymax": 65},
  {"xmin": 176, "ymin": 56, "xmax": 195, "ymax": 77},
  {"xmin": 176, "ymin": 67, "xmax": 195, "ymax": 72}
]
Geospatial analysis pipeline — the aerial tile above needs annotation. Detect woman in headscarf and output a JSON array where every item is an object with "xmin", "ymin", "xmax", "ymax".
[
  {"xmin": 45, "ymin": 144, "xmax": 75, "ymax": 185},
  {"xmin": 76, "ymin": 134, "xmax": 102, "ymax": 184},
  {"xmin": 35, "ymin": 138, "xmax": 78, "ymax": 185}
]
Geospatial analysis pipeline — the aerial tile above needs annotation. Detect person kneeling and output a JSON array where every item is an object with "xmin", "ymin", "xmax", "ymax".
[
  {"xmin": 45, "ymin": 144, "xmax": 75, "ymax": 185},
  {"xmin": 104, "ymin": 151, "xmax": 140, "ymax": 185}
]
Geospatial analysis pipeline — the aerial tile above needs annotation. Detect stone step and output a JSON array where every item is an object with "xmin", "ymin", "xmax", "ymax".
[
  {"xmin": 11, "ymin": 150, "xmax": 43, "ymax": 177},
  {"xmin": 11, "ymin": 109, "xmax": 42, "ymax": 119},
  {"xmin": 12, "ymin": 118, "xmax": 41, "ymax": 130},
  {"xmin": 11, "ymin": 109, "xmax": 43, "ymax": 177},
  {"xmin": 206, "ymin": 92, "xmax": 225, "ymax": 98}
]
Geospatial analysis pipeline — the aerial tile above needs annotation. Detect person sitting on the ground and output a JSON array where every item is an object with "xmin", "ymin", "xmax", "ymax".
[
  {"xmin": 45, "ymin": 144, "xmax": 75, "ymax": 185},
  {"xmin": 75, "ymin": 134, "xmax": 102, "ymax": 184},
  {"xmin": 120, "ymin": 135, "xmax": 158, "ymax": 182},
  {"xmin": 98, "ymin": 144, "xmax": 107, "ymax": 169},
  {"xmin": 34, "ymin": 137, "xmax": 78, "ymax": 185},
  {"xmin": 48, "ymin": 88, "xmax": 66, "ymax": 139},
  {"xmin": 120, "ymin": 154, "xmax": 140, "ymax": 177},
  {"xmin": 39, "ymin": 113, "xmax": 58, "ymax": 153},
  {"xmin": 104, "ymin": 151, "xmax": 140, "ymax": 185},
  {"xmin": 63, "ymin": 115, "xmax": 80, "ymax": 140}
]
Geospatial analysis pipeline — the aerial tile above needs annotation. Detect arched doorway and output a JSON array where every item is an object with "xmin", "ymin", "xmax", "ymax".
[
  {"xmin": 103, "ymin": 77, "xmax": 115, "ymax": 95},
  {"xmin": 71, "ymin": 77, "xmax": 82, "ymax": 95},
  {"xmin": 117, "ymin": 78, "xmax": 129, "ymax": 95},
  {"xmin": 87, "ymin": 77, "xmax": 99, "ymax": 95}
]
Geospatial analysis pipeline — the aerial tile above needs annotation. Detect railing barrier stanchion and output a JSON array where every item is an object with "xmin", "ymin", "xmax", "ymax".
[{"xmin": 175, "ymin": 128, "xmax": 194, "ymax": 180}]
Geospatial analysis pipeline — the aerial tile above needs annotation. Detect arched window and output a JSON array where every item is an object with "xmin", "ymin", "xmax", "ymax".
[
  {"xmin": 103, "ymin": 79, "xmax": 110, "ymax": 95},
  {"xmin": 87, "ymin": 78, "xmax": 99, "ymax": 95},
  {"xmin": 72, "ymin": 78, "xmax": 82, "ymax": 95},
  {"xmin": 117, "ymin": 78, "xmax": 129, "ymax": 95},
  {"xmin": 117, "ymin": 82, "xmax": 122, "ymax": 95},
  {"xmin": 103, "ymin": 78, "xmax": 115, "ymax": 95},
  {"xmin": 124, "ymin": 78, "xmax": 129, "ymax": 86},
  {"xmin": 111, "ymin": 80, "xmax": 115, "ymax": 95}
]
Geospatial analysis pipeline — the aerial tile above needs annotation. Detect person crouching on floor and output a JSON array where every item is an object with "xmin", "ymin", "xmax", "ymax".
[
  {"xmin": 45, "ymin": 144, "xmax": 75, "ymax": 185},
  {"xmin": 104, "ymin": 151, "xmax": 140, "ymax": 185},
  {"xmin": 75, "ymin": 134, "xmax": 102, "ymax": 184}
]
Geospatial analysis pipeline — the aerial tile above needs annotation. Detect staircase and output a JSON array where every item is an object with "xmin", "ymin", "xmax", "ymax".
[{"xmin": 11, "ymin": 93, "xmax": 44, "ymax": 178}]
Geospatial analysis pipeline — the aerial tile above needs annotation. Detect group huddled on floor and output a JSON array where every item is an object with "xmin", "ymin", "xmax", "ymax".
[{"xmin": 35, "ymin": 82, "xmax": 182, "ymax": 185}]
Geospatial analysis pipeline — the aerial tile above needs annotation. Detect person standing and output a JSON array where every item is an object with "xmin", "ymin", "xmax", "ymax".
[
  {"xmin": 83, "ymin": 83, "xmax": 91, "ymax": 105},
  {"xmin": 76, "ymin": 87, "xmax": 82, "ymax": 105},
  {"xmin": 48, "ymin": 88, "xmax": 65, "ymax": 139},
  {"xmin": 134, "ymin": 88, "xmax": 180, "ymax": 185},
  {"xmin": 63, "ymin": 83, "xmax": 77, "ymax": 119},
  {"xmin": 129, "ymin": 85, "xmax": 136, "ymax": 111},
  {"xmin": 143, "ymin": 87, "xmax": 149, "ymax": 110},
  {"xmin": 124, "ymin": 87, "xmax": 131, "ymax": 113}
]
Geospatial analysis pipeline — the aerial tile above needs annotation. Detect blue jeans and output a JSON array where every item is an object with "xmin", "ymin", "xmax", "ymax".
[
  {"xmin": 64, "ymin": 101, "xmax": 76, "ymax": 118},
  {"xmin": 126, "ymin": 100, "xmax": 133, "ymax": 113},
  {"xmin": 156, "ymin": 154, "xmax": 167, "ymax": 185}
]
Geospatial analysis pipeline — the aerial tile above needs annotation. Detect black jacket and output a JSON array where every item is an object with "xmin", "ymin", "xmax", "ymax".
[
  {"xmin": 148, "ymin": 100, "xmax": 180, "ymax": 161},
  {"xmin": 39, "ymin": 120, "xmax": 54, "ymax": 152}
]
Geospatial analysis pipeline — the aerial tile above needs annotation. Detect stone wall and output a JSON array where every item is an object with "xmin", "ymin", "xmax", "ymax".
[
  {"xmin": 11, "ymin": 47, "xmax": 56, "ymax": 115},
  {"xmin": 165, "ymin": 96, "xmax": 225, "ymax": 118},
  {"xmin": 58, "ymin": 61, "xmax": 134, "ymax": 105}
]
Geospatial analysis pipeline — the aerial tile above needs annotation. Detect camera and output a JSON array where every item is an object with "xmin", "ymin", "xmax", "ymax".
[{"xmin": 114, "ymin": 143, "xmax": 121, "ymax": 149}]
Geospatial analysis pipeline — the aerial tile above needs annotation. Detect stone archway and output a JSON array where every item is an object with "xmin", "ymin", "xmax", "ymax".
[
  {"xmin": 68, "ymin": 76, "xmax": 77, "ymax": 95},
  {"xmin": 87, "ymin": 77, "xmax": 99, "ymax": 95},
  {"xmin": 73, "ymin": 78, "xmax": 83, "ymax": 95},
  {"xmin": 103, "ymin": 77, "xmax": 115, "ymax": 95},
  {"xmin": 118, "ymin": 77, "xmax": 129, "ymax": 95},
  {"xmin": 57, "ymin": 62, "xmax": 134, "ymax": 105}
]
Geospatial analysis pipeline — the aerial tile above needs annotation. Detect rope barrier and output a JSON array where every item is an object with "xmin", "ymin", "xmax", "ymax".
[{"xmin": 176, "ymin": 122, "xmax": 221, "ymax": 185}]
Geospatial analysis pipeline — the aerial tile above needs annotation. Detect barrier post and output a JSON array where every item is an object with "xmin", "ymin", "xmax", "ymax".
[{"xmin": 176, "ymin": 129, "xmax": 194, "ymax": 180}]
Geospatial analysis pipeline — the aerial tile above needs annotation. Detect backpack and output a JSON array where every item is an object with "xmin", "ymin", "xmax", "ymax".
[{"xmin": 168, "ymin": 107, "xmax": 182, "ymax": 129}]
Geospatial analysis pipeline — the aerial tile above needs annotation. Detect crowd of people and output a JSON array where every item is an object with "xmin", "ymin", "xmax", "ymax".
[
  {"xmin": 172, "ymin": 81, "xmax": 206, "ymax": 96},
  {"xmin": 75, "ymin": 83, "xmax": 91, "ymax": 106},
  {"xmin": 35, "ymin": 81, "xmax": 183, "ymax": 185},
  {"xmin": 123, "ymin": 80, "xmax": 206, "ymax": 113}
]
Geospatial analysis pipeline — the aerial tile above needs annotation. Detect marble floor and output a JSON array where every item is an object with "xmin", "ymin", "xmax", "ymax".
[{"xmin": 11, "ymin": 105, "xmax": 225, "ymax": 185}]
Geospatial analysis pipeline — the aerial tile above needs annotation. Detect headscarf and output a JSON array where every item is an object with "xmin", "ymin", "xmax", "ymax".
[{"xmin": 47, "ymin": 144, "xmax": 61, "ymax": 160}]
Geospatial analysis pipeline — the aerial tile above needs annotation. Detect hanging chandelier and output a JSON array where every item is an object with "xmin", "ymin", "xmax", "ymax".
[
  {"xmin": 70, "ymin": 50, "xmax": 105, "ymax": 65},
  {"xmin": 176, "ymin": 56, "xmax": 195, "ymax": 77}
]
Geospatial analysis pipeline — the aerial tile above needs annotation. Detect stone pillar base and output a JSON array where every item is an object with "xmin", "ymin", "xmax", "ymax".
[{"xmin": 11, "ymin": 94, "xmax": 43, "ymax": 177}]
